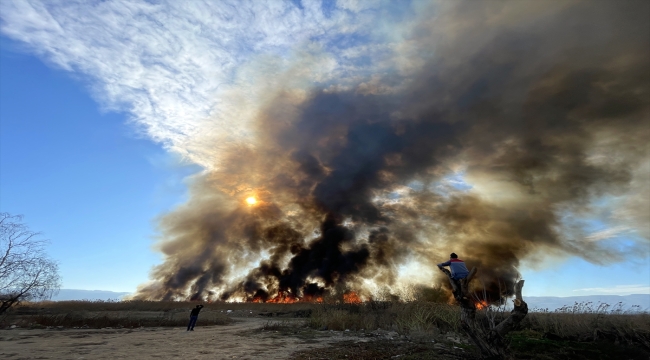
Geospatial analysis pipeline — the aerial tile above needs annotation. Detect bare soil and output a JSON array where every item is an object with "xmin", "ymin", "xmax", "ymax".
[
  {"xmin": 0, "ymin": 317, "xmax": 321, "ymax": 360},
  {"xmin": 1, "ymin": 315, "xmax": 476, "ymax": 360}
]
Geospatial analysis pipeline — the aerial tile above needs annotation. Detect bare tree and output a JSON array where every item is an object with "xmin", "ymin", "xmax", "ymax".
[
  {"xmin": 439, "ymin": 267, "xmax": 528, "ymax": 359},
  {"xmin": 0, "ymin": 213, "xmax": 61, "ymax": 315}
]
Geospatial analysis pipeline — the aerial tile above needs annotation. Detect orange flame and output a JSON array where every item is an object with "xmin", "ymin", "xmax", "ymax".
[
  {"xmin": 475, "ymin": 300, "xmax": 489, "ymax": 310},
  {"xmin": 343, "ymin": 291, "xmax": 362, "ymax": 304},
  {"xmin": 266, "ymin": 291, "xmax": 299, "ymax": 304},
  {"xmin": 303, "ymin": 295, "xmax": 324, "ymax": 303},
  {"xmin": 247, "ymin": 291, "xmax": 361, "ymax": 304}
]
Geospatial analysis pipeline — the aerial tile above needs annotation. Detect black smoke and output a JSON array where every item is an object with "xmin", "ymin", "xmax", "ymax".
[{"xmin": 135, "ymin": 0, "xmax": 649, "ymax": 302}]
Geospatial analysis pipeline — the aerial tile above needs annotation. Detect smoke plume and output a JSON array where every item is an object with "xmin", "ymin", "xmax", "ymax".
[{"xmin": 135, "ymin": 1, "xmax": 649, "ymax": 302}]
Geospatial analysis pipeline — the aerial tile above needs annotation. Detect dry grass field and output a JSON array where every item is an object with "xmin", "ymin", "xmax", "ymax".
[{"xmin": 1, "ymin": 299, "xmax": 649, "ymax": 359}]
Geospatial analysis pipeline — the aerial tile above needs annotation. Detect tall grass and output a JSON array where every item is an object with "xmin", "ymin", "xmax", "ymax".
[
  {"xmin": 2, "ymin": 300, "xmax": 239, "ymax": 329},
  {"xmin": 4, "ymin": 309, "xmax": 234, "ymax": 329},
  {"xmin": 305, "ymin": 299, "xmax": 649, "ymax": 349},
  {"xmin": 4, "ymin": 297, "xmax": 648, "ymax": 349},
  {"xmin": 523, "ymin": 302, "xmax": 650, "ymax": 345},
  {"xmin": 306, "ymin": 301, "xmax": 460, "ymax": 333},
  {"xmin": 16, "ymin": 299, "xmax": 315, "ymax": 312},
  {"xmin": 18, "ymin": 311, "xmax": 233, "ymax": 328}
]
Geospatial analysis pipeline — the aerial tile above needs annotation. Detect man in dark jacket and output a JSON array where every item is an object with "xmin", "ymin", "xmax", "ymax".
[
  {"xmin": 437, "ymin": 253, "xmax": 470, "ymax": 280},
  {"xmin": 187, "ymin": 304, "xmax": 204, "ymax": 331}
]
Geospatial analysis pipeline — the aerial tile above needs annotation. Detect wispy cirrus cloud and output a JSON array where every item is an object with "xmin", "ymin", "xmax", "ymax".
[
  {"xmin": 0, "ymin": 0, "xmax": 414, "ymax": 166},
  {"xmin": 585, "ymin": 226, "xmax": 631, "ymax": 243}
]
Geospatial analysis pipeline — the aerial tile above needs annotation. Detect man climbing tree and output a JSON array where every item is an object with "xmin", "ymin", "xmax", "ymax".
[
  {"xmin": 437, "ymin": 252, "xmax": 470, "ymax": 280},
  {"xmin": 438, "ymin": 254, "xmax": 528, "ymax": 359}
]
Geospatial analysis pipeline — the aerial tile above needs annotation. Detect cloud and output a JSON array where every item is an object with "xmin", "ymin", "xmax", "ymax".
[
  {"xmin": 584, "ymin": 226, "xmax": 631, "ymax": 242},
  {"xmin": 0, "ymin": 0, "xmax": 405, "ymax": 167}
]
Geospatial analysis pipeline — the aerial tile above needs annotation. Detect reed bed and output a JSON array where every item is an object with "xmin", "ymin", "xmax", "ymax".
[{"xmin": 3, "ymin": 297, "xmax": 649, "ymax": 349}]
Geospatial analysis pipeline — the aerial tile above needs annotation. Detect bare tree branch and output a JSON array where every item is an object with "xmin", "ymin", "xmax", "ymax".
[{"xmin": 0, "ymin": 213, "xmax": 61, "ymax": 315}]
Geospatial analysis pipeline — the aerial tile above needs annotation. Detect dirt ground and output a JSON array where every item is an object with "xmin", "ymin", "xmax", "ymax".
[{"xmin": 0, "ymin": 316, "xmax": 393, "ymax": 360}]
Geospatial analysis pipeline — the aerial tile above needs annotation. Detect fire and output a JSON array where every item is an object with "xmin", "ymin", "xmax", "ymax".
[
  {"xmin": 475, "ymin": 300, "xmax": 489, "ymax": 310},
  {"xmin": 247, "ymin": 291, "xmax": 358, "ymax": 304},
  {"xmin": 246, "ymin": 197, "xmax": 257, "ymax": 205},
  {"xmin": 247, "ymin": 290, "xmax": 325, "ymax": 303},
  {"xmin": 343, "ymin": 291, "xmax": 362, "ymax": 304},
  {"xmin": 266, "ymin": 291, "xmax": 298, "ymax": 304},
  {"xmin": 303, "ymin": 295, "xmax": 324, "ymax": 303}
]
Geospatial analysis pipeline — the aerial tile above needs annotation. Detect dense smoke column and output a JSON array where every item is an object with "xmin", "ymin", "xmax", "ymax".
[
  {"xmin": 136, "ymin": 0, "xmax": 649, "ymax": 302},
  {"xmin": 229, "ymin": 91, "xmax": 464, "ymax": 300}
]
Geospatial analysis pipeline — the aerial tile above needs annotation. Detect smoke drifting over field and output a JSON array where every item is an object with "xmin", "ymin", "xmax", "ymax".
[{"xmin": 134, "ymin": 1, "xmax": 649, "ymax": 302}]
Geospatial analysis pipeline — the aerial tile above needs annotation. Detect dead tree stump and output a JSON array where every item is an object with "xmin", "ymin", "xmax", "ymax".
[{"xmin": 439, "ymin": 267, "xmax": 528, "ymax": 359}]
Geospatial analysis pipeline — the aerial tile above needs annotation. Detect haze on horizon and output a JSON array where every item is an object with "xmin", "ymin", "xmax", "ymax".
[{"xmin": 0, "ymin": 0, "xmax": 648, "ymax": 301}]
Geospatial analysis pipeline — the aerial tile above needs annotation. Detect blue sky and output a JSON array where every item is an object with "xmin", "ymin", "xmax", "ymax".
[
  {"xmin": 0, "ymin": 0, "xmax": 648, "ymax": 298},
  {"xmin": 1, "ymin": 40, "xmax": 199, "ymax": 292}
]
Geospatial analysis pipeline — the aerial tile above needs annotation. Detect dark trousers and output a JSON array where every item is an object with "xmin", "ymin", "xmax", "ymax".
[{"xmin": 187, "ymin": 316, "xmax": 198, "ymax": 330}]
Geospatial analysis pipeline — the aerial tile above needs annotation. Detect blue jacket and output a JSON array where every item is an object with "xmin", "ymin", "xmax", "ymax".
[{"xmin": 438, "ymin": 258, "xmax": 470, "ymax": 279}]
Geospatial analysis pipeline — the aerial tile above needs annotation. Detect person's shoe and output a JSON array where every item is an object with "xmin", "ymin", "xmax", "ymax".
[{"xmin": 190, "ymin": 329, "xmax": 194, "ymax": 331}]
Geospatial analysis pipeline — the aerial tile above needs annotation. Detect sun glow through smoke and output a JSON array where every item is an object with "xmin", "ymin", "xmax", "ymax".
[{"xmin": 246, "ymin": 197, "xmax": 257, "ymax": 205}]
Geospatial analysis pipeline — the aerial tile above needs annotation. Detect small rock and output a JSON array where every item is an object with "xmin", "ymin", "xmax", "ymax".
[
  {"xmin": 446, "ymin": 336, "xmax": 461, "ymax": 344},
  {"xmin": 10, "ymin": 325, "xmax": 17, "ymax": 329},
  {"xmin": 345, "ymin": 329, "xmax": 350, "ymax": 332}
]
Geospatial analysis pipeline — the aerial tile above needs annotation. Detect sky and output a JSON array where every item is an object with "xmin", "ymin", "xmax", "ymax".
[{"xmin": 0, "ymin": 0, "xmax": 648, "ymax": 299}]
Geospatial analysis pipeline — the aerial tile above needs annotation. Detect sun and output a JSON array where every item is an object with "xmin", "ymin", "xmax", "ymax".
[{"xmin": 246, "ymin": 196, "xmax": 257, "ymax": 205}]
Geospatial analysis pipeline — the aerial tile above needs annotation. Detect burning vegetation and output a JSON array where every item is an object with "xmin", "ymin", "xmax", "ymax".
[{"xmin": 134, "ymin": 1, "xmax": 649, "ymax": 305}]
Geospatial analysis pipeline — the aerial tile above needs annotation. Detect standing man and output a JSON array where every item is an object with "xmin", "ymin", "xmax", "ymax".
[
  {"xmin": 437, "ymin": 253, "xmax": 470, "ymax": 280},
  {"xmin": 187, "ymin": 304, "xmax": 204, "ymax": 331}
]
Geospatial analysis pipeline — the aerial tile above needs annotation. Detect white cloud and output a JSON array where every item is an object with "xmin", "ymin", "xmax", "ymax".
[
  {"xmin": 573, "ymin": 285, "xmax": 650, "ymax": 295},
  {"xmin": 584, "ymin": 225, "xmax": 631, "ymax": 242},
  {"xmin": 0, "ymin": 0, "xmax": 408, "ymax": 167}
]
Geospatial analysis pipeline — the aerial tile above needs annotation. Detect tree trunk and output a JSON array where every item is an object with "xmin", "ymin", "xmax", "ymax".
[{"xmin": 440, "ymin": 267, "xmax": 528, "ymax": 359}]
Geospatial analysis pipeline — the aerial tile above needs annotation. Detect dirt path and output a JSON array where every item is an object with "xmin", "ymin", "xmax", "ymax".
[{"xmin": 0, "ymin": 317, "xmax": 360, "ymax": 360}]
